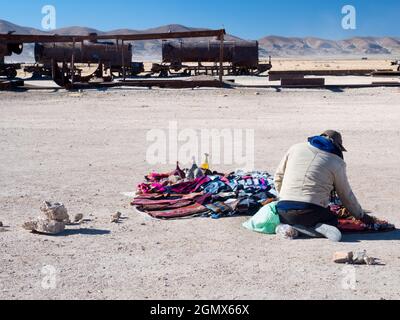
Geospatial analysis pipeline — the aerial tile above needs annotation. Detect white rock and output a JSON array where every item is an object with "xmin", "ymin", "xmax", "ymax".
[
  {"xmin": 23, "ymin": 219, "xmax": 65, "ymax": 235},
  {"xmin": 40, "ymin": 201, "xmax": 70, "ymax": 222},
  {"xmin": 111, "ymin": 212, "xmax": 122, "ymax": 223}
]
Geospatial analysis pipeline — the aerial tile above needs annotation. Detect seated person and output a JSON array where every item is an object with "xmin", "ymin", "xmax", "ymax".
[{"xmin": 274, "ymin": 130, "xmax": 374, "ymax": 242}]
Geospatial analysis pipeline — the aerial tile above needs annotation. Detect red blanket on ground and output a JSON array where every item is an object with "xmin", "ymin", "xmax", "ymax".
[{"xmin": 331, "ymin": 205, "xmax": 395, "ymax": 233}]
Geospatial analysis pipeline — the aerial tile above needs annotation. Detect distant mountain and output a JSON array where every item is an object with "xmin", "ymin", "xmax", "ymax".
[
  {"xmin": 1, "ymin": 19, "xmax": 400, "ymax": 61},
  {"xmin": 52, "ymin": 26, "xmax": 105, "ymax": 35},
  {"xmin": 259, "ymin": 35, "xmax": 400, "ymax": 56},
  {"xmin": 0, "ymin": 19, "xmax": 47, "ymax": 35}
]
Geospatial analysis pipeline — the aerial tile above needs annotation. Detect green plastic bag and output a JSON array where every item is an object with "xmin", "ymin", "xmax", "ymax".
[{"xmin": 242, "ymin": 202, "xmax": 280, "ymax": 235}]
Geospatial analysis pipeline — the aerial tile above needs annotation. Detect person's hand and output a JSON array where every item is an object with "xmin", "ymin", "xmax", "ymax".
[{"xmin": 361, "ymin": 214, "xmax": 376, "ymax": 225}]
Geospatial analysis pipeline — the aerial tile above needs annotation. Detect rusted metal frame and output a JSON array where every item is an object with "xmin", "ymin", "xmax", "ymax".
[
  {"xmin": 372, "ymin": 71, "xmax": 400, "ymax": 77},
  {"xmin": 122, "ymin": 40, "xmax": 126, "ymax": 81},
  {"xmin": 71, "ymin": 37, "xmax": 76, "ymax": 86},
  {"xmin": 91, "ymin": 79, "xmax": 227, "ymax": 89},
  {"xmin": 81, "ymin": 40, "xmax": 84, "ymax": 64},
  {"xmin": 268, "ymin": 69, "xmax": 393, "ymax": 78},
  {"xmin": 219, "ymin": 33, "xmax": 224, "ymax": 82},
  {"xmin": 281, "ymin": 78, "xmax": 325, "ymax": 87},
  {"xmin": 100, "ymin": 29, "xmax": 226, "ymax": 41},
  {"xmin": 0, "ymin": 79, "xmax": 24, "ymax": 90},
  {"xmin": 0, "ymin": 29, "xmax": 226, "ymax": 88},
  {"xmin": 0, "ymin": 29, "xmax": 226, "ymax": 43},
  {"xmin": 51, "ymin": 41, "xmax": 56, "ymax": 80},
  {"xmin": 116, "ymin": 39, "xmax": 120, "ymax": 77}
]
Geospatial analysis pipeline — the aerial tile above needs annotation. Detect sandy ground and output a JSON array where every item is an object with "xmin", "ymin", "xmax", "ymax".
[
  {"xmin": 262, "ymin": 58, "xmax": 396, "ymax": 71},
  {"xmin": 141, "ymin": 58, "xmax": 396, "ymax": 72},
  {"xmin": 1, "ymin": 83, "xmax": 400, "ymax": 300}
]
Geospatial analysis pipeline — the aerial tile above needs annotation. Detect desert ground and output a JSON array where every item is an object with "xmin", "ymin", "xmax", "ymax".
[
  {"xmin": 1, "ymin": 61, "xmax": 400, "ymax": 300},
  {"xmin": 262, "ymin": 58, "xmax": 396, "ymax": 71}
]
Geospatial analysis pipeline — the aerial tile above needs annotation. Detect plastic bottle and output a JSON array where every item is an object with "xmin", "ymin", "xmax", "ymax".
[
  {"xmin": 201, "ymin": 153, "xmax": 210, "ymax": 170},
  {"xmin": 187, "ymin": 157, "xmax": 198, "ymax": 180}
]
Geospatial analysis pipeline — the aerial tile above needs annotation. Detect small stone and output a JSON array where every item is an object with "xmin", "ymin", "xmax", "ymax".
[
  {"xmin": 333, "ymin": 252, "xmax": 353, "ymax": 264},
  {"xmin": 40, "ymin": 201, "xmax": 69, "ymax": 223},
  {"xmin": 111, "ymin": 212, "xmax": 122, "ymax": 223},
  {"xmin": 352, "ymin": 251, "xmax": 368, "ymax": 265},
  {"xmin": 0, "ymin": 221, "xmax": 3, "ymax": 227}
]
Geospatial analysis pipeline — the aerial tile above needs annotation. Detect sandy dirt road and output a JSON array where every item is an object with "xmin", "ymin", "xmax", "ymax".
[{"xmin": 0, "ymin": 85, "xmax": 399, "ymax": 300}]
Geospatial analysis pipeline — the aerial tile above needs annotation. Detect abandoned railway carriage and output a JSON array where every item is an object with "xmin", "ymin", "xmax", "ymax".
[
  {"xmin": 163, "ymin": 40, "xmax": 259, "ymax": 68},
  {"xmin": 28, "ymin": 37, "xmax": 144, "ymax": 83},
  {"xmin": 2, "ymin": 32, "xmax": 271, "ymax": 83},
  {"xmin": 152, "ymin": 40, "xmax": 271, "ymax": 76},
  {"xmin": 34, "ymin": 41, "xmax": 132, "ymax": 69}
]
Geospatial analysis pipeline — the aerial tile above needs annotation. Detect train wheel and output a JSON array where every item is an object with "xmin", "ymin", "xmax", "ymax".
[
  {"xmin": 31, "ymin": 71, "xmax": 42, "ymax": 79},
  {"xmin": 159, "ymin": 70, "xmax": 168, "ymax": 78},
  {"xmin": 52, "ymin": 62, "xmax": 72, "ymax": 88},
  {"xmin": 6, "ymin": 68, "xmax": 17, "ymax": 80}
]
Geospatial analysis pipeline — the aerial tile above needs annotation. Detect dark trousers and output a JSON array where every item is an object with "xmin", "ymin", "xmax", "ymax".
[{"xmin": 277, "ymin": 207, "xmax": 339, "ymax": 228}]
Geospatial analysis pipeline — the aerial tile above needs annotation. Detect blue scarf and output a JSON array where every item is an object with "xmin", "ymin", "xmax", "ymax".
[{"xmin": 308, "ymin": 136, "xmax": 343, "ymax": 159}]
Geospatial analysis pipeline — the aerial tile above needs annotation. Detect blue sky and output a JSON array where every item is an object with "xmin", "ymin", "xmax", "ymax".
[{"xmin": 1, "ymin": 0, "xmax": 399, "ymax": 39}]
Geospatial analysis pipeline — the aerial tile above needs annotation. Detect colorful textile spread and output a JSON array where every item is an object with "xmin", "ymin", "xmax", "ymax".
[
  {"xmin": 329, "ymin": 192, "xmax": 395, "ymax": 233},
  {"xmin": 132, "ymin": 163, "xmax": 277, "ymax": 220},
  {"xmin": 147, "ymin": 203, "xmax": 210, "ymax": 219},
  {"xmin": 132, "ymin": 163, "xmax": 395, "ymax": 234},
  {"xmin": 330, "ymin": 204, "xmax": 395, "ymax": 233}
]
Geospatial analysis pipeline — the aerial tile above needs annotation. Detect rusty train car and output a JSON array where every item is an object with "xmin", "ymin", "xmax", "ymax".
[
  {"xmin": 152, "ymin": 40, "xmax": 272, "ymax": 77},
  {"xmin": 26, "ymin": 37, "xmax": 144, "ymax": 83},
  {"xmin": 3, "ymin": 36, "xmax": 271, "ymax": 83},
  {"xmin": 0, "ymin": 42, "xmax": 23, "ymax": 79},
  {"xmin": 34, "ymin": 41, "xmax": 132, "ymax": 69}
]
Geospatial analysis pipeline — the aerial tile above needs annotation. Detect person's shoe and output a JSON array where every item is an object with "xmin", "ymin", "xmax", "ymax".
[
  {"xmin": 315, "ymin": 224, "xmax": 342, "ymax": 242},
  {"xmin": 292, "ymin": 225, "xmax": 324, "ymax": 238},
  {"xmin": 275, "ymin": 224, "xmax": 299, "ymax": 240}
]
